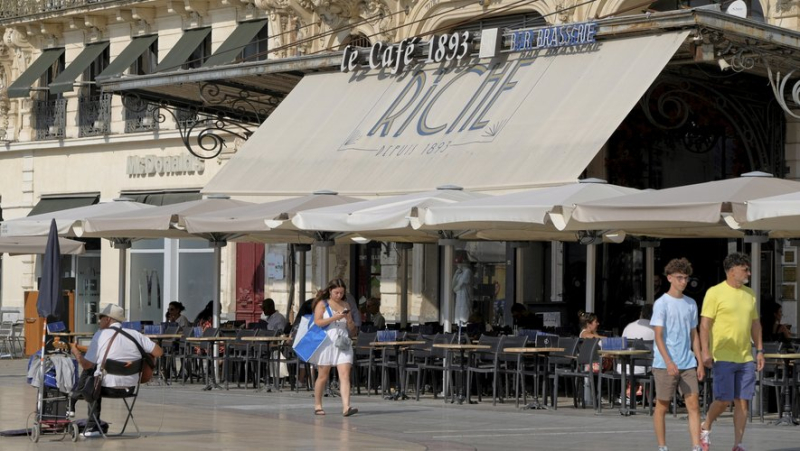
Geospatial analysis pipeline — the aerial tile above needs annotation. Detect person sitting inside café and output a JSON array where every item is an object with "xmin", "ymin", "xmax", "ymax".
[
  {"xmin": 511, "ymin": 303, "xmax": 542, "ymax": 330},
  {"xmin": 69, "ymin": 304, "xmax": 163, "ymax": 437},
  {"xmin": 366, "ymin": 297, "xmax": 386, "ymax": 329},
  {"xmin": 260, "ymin": 298, "xmax": 287, "ymax": 332}
]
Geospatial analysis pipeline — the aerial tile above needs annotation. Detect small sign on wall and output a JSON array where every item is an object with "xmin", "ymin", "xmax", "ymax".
[{"xmin": 267, "ymin": 253, "xmax": 284, "ymax": 280}]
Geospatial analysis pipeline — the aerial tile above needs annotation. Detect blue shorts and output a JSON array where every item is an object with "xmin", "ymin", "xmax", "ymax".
[{"xmin": 712, "ymin": 361, "xmax": 756, "ymax": 401}]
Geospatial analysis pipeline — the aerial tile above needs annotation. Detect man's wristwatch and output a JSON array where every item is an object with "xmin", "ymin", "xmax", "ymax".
[{"xmin": 756, "ymin": 349, "xmax": 764, "ymax": 353}]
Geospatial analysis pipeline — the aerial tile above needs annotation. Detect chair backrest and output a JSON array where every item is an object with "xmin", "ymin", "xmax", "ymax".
[
  {"xmin": 430, "ymin": 333, "xmax": 455, "ymax": 358},
  {"xmin": 164, "ymin": 325, "xmax": 180, "ymax": 335},
  {"xmin": 355, "ymin": 332, "xmax": 377, "ymax": 355},
  {"xmin": 552, "ymin": 337, "xmax": 578, "ymax": 357},
  {"xmin": 476, "ymin": 335, "xmax": 504, "ymax": 356},
  {"xmin": 576, "ymin": 338, "xmax": 599, "ymax": 366},
  {"xmin": 47, "ymin": 321, "xmax": 66, "ymax": 333},
  {"xmin": 201, "ymin": 327, "xmax": 219, "ymax": 338},
  {"xmin": 500, "ymin": 335, "xmax": 527, "ymax": 362},
  {"xmin": 236, "ymin": 329, "xmax": 257, "ymax": 339},
  {"xmin": 104, "ymin": 358, "xmax": 143, "ymax": 376},
  {"xmin": 536, "ymin": 334, "xmax": 559, "ymax": 348}
]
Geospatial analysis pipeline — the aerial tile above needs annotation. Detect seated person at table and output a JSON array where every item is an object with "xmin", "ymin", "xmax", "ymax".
[
  {"xmin": 619, "ymin": 304, "xmax": 655, "ymax": 395},
  {"xmin": 366, "ymin": 298, "xmax": 385, "ymax": 330},
  {"xmin": 511, "ymin": 303, "xmax": 542, "ymax": 330},
  {"xmin": 194, "ymin": 300, "xmax": 215, "ymax": 329},
  {"xmin": 260, "ymin": 298, "xmax": 287, "ymax": 332},
  {"xmin": 762, "ymin": 301, "xmax": 794, "ymax": 351},
  {"xmin": 167, "ymin": 301, "xmax": 191, "ymax": 330},
  {"xmin": 69, "ymin": 304, "xmax": 163, "ymax": 438},
  {"xmin": 578, "ymin": 311, "xmax": 606, "ymax": 339}
]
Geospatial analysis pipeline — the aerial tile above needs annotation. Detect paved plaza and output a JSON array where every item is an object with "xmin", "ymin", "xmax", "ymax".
[{"xmin": 0, "ymin": 359, "xmax": 798, "ymax": 450}]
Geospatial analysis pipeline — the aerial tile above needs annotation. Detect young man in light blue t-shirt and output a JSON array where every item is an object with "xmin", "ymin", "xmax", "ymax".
[{"xmin": 651, "ymin": 258, "xmax": 705, "ymax": 451}]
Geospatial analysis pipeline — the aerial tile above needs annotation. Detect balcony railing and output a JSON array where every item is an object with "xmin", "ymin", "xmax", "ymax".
[
  {"xmin": 123, "ymin": 96, "xmax": 159, "ymax": 133},
  {"xmin": 32, "ymin": 98, "xmax": 67, "ymax": 140},
  {"xmin": 0, "ymin": 0, "xmax": 133, "ymax": 21},
  {"xmin": 78, "ymin": 93, "xmax": 111, "ymax": 137}
]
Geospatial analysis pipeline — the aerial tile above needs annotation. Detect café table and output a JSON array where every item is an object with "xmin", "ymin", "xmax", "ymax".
[
  {"xmin": 598, "ymin": 349, "xmax": 651, "ymax": 416},
  {"xmin": 186, "ymin": 336, "xmax": 237, "ymax": 390},
  {"xmin": 763, "ymin": 353, "xmax": 800, "ymax": 426},
  {"xmin": 144, "ymin": 333, "xmax": 182, "ymax": 384},
  {"xmin": 503, "ymin": 347, "xmax": 564, "ymax": 409},
  {"xmin": 370, "ymin": 341, "xmax": 426, "ymax": 400},
  {"xmin": 432, "ymin": 344, "xmax": 490, "ymax": 405},
  {"xmin": 242, "ymin": 336, "xmax": 290, "ymax": 392}
]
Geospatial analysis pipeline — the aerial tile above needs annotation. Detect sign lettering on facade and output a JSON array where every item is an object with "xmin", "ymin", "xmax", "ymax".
[
  {"xmin": 507, "ymin": 22, "xmax": 597, "ymax": 52},
  {"xmin": 340, "ymin": 32, "xmax": 472, "ymax": 73},
  {"xmin": 126, "ymin": 154, "xmax": 205, "ymax": 176}
]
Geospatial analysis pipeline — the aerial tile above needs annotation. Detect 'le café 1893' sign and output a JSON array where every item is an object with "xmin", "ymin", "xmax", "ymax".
[{"xmin": 340, "ymin": 21, "xmax": 597, "ymax": 73}]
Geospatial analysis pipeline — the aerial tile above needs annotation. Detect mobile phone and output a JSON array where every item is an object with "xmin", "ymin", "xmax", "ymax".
[{"xmin": 342, "ymin": 309, "xmax": 350, "ymax": 314}]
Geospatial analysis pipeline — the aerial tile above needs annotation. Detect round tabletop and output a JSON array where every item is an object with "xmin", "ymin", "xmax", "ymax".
[
  {"xmin": 503, "ymin": 347, "xmax": 564, "ymax": 353},
  {"xmin": 369, "ymin": 341, "xmax": 427, "ymax": 346},
  {"xmin": 50, "ymin": 332, "xmax": 93, "ymax": 337},
  {"xmin": 763, "ymin": 353, "xmax": 800, "ymax": 359},
  {"xmin": 145, "ymin": 334, "xmax": 182, "ymax": 339},
  {"xmin": 432, "ymin": 344, "xmax": 491, "ymax": 350},
  {"xmin": 186, "ymin": 336, "xmax": 238, "ymax": 342},
  {"xmin": 598, "ymin": 349, "xmax": 651, "ymax": 356},
  {"xmin": 241, "ymin": 336, "xmax": 288, "ymax": 342}
]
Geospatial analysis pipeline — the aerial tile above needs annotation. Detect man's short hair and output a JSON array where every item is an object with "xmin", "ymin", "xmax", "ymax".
[
  {"xmin": 262, "ymin": 298, "xmax": 275, "ymax": 310},
  {"xmin": 723, "ymin": 252, "xmax": 751, "ymax": 272},
  {"xmin": 640, "ymin": 303, "xmax": 653, "ymax": 320},
  {"xmin": 664, "ymin": 258, "xmax": 693, "ymax": 276}
]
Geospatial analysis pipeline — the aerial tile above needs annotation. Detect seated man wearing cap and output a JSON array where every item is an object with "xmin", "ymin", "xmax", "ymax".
[{"xmin": 69, "ymin": 304, "xmax": 163, "ymax": 438}]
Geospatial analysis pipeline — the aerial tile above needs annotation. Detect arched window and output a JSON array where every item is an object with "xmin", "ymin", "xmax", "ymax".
[
  {"xmin": 340, "ymin": 33, "xmax": 372, "ymax": 50},
  {"xmin": 450, "ymin": 12, "xmax": 547, "ymax": 35}
]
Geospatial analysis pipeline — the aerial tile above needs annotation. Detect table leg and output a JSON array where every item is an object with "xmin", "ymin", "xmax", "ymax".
[
  {"xmin": 619, "ymin": 358, "xmax": 629, "ymax": 416},
  {"xmin": 457, "ymin": 350, "xmax": 467, "ymax": 405},
  {"xmin": 397, "ymin": 347, "xmax": 409, "ymax": 400},
  {"xmin": 523, "ymin": 353, "xmax": 548, "ymax": 410},
  {"xmin": 772, "ymin": 359, "xmax": 799, "ymax": 426}
]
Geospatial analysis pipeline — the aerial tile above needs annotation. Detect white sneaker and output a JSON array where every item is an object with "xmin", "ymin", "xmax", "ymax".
[
  {"xmin": 699, "ymin": 428, "xmax": 711, "ymax": 451},
  {"xmin": 82, "ymin": 430, "xmax": 102, "ymax": 438}
]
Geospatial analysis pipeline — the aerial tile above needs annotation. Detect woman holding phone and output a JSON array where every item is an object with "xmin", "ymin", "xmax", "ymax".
[{"xmin": 311, "ymin": 278, "xmax": 358, "ymax": 417}]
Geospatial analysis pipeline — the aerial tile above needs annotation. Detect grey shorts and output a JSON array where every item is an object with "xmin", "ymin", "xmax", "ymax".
[{"xmin": 653, "ymin": 368, "xmax": 700, "ymax": 401}]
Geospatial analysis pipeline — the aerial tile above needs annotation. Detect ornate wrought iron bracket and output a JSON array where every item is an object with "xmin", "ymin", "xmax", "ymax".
[
  {"xmin": 121, "ymin": 93, "xmax": 257, "ymax": 160},
  {"xmin": 767, "ymin": 64, "xmax": 800, "ymax": 120}
]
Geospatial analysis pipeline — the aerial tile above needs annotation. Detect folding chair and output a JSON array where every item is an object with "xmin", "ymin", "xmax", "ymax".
[{"xmin": 85, "ymin": 359, "xmax": 144, "ymax": 438}]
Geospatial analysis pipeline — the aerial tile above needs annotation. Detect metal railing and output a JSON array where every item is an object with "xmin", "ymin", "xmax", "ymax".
[
  {"xmin": 0, "ymin": 0, "xmax": 138, "ymax": 21},
  {"xmin": 123, "ymin": 96, "xmax": 158, "ymax": 133},
  {"xmin": 32, "ymin": 98, "xmax": 67, "ymax": 140},
  {"xmin": 78, "ymin": 93, "xmax": 111, "ymax": 137}
]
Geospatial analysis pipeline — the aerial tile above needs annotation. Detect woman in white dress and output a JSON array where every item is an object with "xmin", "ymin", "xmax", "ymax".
[{"xmin": 311, "ymin": 278, "xmax": 358, "ymax": 417}]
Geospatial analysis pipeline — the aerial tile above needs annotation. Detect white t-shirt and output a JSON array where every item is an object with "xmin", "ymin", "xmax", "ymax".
[
  {"xmin": 622, "ymin": 319, "xmax": 655, "ymax": 341},
  {"xmin": 259, "ymin": 311, "xmax": 287, "ymax": 331},
  {"xmin": 84, "ymin": 323, "xmax": 156, "ymax": 388}
]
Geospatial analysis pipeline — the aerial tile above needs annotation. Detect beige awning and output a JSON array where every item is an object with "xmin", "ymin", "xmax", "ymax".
[{"xmin": 203, "ymin": 31, "xmax": 690, "ymax": 197}]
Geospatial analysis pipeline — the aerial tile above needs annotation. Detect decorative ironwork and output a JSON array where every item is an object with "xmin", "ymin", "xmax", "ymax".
[
  {"xmin": 78, "ymin": 93, "xmax": 111, "ymax": 137},
  {"xmin": 197, "ymin": 82, "xmax": 278, "ymax": 124},
  {"xmin": 766, "ymin": 64, "xmax": 800, "ymax": 121},
  {"xmin": 121, "ymin": 93, "xmax": 255, "ymax": 159},
  {"xmin": 0, "ymin": 0, "xmax": 128, "ymax": 21},
  {"xmin": 124, "ymin": 95, "xmax": 158, "ymax": 133},
  {"xmin": 33, "ymin": 98, "xmax": 67, "ymax": 140},
  {"xmin": 640, "ymin": 68, "xmax": 784, "ymax": 175}
]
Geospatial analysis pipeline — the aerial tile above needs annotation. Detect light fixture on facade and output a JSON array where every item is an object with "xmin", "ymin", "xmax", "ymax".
[
  {"xmin": 142, "ymin": 116, "xmax": 153, "ymax": 127},
  {"xmin": 93, "ymin": 119, "xmax": 106, "ymax": 129},
  {"xmin": 718, "ymin": 58, "xmax": 731, "ymax": 71},
  {"xmin": 48, "ymin": 125, "xmax": 59, "ymax": 135}
]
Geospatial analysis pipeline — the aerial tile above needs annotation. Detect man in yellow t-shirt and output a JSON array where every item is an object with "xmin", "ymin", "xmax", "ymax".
[{"xmin": 698, "ymin": 253, "xmax": 764, "ymax": 451}]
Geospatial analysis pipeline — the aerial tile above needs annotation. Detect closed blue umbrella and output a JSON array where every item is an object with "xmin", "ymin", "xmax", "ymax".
[{"xmin": 37, "ymin": 219, "xmax": 62, "ymax": 319}]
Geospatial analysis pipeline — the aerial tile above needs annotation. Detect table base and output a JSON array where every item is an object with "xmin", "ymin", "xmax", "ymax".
[{"xmin": 771, "ymin": 414, "xmax": 799, "ymax": 426}]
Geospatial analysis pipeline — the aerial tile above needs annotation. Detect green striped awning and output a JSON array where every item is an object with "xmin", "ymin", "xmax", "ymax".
[
  {"xmin": 203, "ymin": 19, "xmax": 267, "ymax": 68},
  {"xmin": 49, "ymin": 42, "xmax": 110, "ymax": 94},
  {"xmin": 98, "ymin": 35, "xmax": 158, "ymax": 79},
  {"xmin": 7, "ymin": 48, "xmax": 65, "ymax": 98}
]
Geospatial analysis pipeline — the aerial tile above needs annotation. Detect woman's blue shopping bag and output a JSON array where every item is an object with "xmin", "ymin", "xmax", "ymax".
[{"xmin": 292, "ymin": 314, "xmax": 328, "ymax": 362}]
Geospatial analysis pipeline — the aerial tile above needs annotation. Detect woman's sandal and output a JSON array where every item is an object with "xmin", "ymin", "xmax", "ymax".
[
  {"xmin": 343, "ymin": 407, "xmax": 358, "ymax": 417},
  {"xmin": 314, "ymin": 409, "xmax": 325, "ymax": 416}
]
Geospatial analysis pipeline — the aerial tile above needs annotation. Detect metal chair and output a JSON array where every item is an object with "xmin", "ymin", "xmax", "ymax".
[
  {"xmin": 415, "ymin": 333, "xmax": 455, "ymax": 400},
  {"xmin": 466, "ymin": 335, "xmax": 505, "ymax": 405},
  {"xmin": 352, "ymin": 332, "xmax": 378, "ymax": 395},
  {"xmin": 553, "ymin": 338, "xmax": 600, "ymax": 410}
]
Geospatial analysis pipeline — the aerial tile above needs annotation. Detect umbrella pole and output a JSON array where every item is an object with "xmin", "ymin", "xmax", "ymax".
[
  {"xmin": 441, "ymin": 244, "xmax": 454, "ymax": 333},
  {"xmin": 400, "ymin": 246, "xmax": 409, "ymax": 329},
  {"xmin": 115, "ymin": 240, "xmax": 131, "ymax": 308},
  {"xmin": 36, "ymin": 319, "xmax": 47, "ymax": 421},
  {"xmin": 585, "ymin": 244, "xmax": 596, "ymax": 313},
  {"xmin": 645, "ymin": 246, "xmax": 655, "ymax": 304},
  {"xmin": 751, "ymin": 241, "xmax": 761, "ymax": 312}
]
